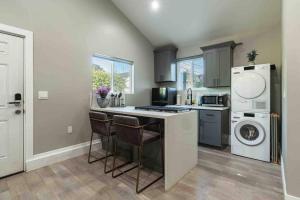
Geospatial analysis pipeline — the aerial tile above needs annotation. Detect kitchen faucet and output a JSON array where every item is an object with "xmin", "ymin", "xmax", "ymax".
[{"xmin": 187, "ymin": 88, "xmax": 193, "ymax": 105}]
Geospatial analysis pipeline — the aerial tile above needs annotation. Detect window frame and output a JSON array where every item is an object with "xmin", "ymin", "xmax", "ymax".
[
  {"xmin": 176, "ymin": 55, "xmax": 205, "ymax": 91},
  {"xmin": 92, "ymin": 53, "xmax": 134, "ymax": 94}
]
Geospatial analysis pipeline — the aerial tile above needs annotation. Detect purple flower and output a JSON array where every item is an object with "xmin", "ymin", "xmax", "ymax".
[{"xmin": 96, "ymin": 86, "xmax": 111, "ymax": 98}]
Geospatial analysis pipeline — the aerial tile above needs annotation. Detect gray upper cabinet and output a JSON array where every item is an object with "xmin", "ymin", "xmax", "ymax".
[
  {"xmin": 201, "ymin": 41, "xmax": 236, "ymax": 87},
  {"xmin": 203, "ymin": 49, "xmax": 219, "ymax": 87},
  {"xmin": 218, "ymin": 47, "xmax": 232, "ymax": 86},
  {"xmin": 154, "ymin": 45, "xmax": 178, "ymax": 82}
]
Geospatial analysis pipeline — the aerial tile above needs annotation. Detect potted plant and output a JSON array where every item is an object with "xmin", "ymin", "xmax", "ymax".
[
  {"xmin": 96, "ymin": 86, "xmax": 111, "ymax": 108},
  {"xmin": 247, "ymin": 49, "xmax": 259, "ymax": 65}
]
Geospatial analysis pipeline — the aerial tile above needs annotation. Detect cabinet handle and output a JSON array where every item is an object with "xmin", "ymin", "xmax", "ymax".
[{"xmin": 206, "ymin": 114, "xmax": 214, "ymax": 117}]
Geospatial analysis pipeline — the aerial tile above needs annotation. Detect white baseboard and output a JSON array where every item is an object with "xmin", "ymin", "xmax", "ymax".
[
  {"xmin": 26, "ymin": 139, "xmax": 101, "ymax": 171},
  {"xmin": 281, "ymin": 156, "xmax": 300, "ymax": 200}
]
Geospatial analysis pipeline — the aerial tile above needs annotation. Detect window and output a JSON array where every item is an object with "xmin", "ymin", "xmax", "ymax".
[
  {"xmin": 177, "ymin": 56, "xmax": 204, "ymax": 90},
  {"xmin": 92, "ymin": 54, "xmax": 134, "ymax": 94}
]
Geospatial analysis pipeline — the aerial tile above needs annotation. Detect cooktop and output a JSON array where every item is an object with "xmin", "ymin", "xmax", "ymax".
[{"xmin": 135, "ymin": 106, "xmax": 191, "ymax": 113}]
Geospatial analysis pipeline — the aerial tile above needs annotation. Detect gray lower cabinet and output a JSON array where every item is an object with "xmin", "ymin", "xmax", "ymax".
[{"xmin": 198, "ymin": 109, "xmax": 229, "ymax": 147}]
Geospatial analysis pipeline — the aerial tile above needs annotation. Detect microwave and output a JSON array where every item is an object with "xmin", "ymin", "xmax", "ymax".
[
  {"xmin": 152, "ymin": 88, "xmax": 177, "ymax": 106},
  {"xmin": 201, "ymin": 95, "xmax": 227, "ymax": 107}
]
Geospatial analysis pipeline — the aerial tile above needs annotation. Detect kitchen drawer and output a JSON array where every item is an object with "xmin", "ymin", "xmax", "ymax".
[{"xmin": 200, "ymin": 110, "xmax": 221, "ymax": 123}]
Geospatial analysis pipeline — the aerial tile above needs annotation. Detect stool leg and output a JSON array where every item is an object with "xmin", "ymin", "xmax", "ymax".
[
  {"xmin": 112, "ymin": 140, "xmax": 138, "ymax": 178},
  {"xmin": 88, "ymin": 134, "xmax": 113, "ymax": 164},
  {"xmin": 104, "ymin": 136, "xmax": 112, "ymax": 173},
  {"xmin": 112, "ymin": 139, "xmax": 118, "ymax": 177},
  {"xmin": 136, "ymin": 125, "xmax": 164, "ymax": 193},
  {"xmin": 136, "ymin": 146, "xmax": 143, "ymax": 193},
  {"xmin": 88, "ymin": 131, "xmax": 94, "ymax": 163}
]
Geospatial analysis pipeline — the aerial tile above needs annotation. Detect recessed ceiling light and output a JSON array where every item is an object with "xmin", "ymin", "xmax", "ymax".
[{"xmin": 151, "ymin": 0, "xmax": 160, "ymax": 11}]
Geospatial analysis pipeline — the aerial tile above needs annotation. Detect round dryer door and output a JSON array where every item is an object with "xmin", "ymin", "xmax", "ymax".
[
  {"xmin": 233, "ymin": 72, "xmax": 266, "ymax": 99},
  {"xmin": 234, "ymin": 120, "xmax": 266, "ymax": 146}
]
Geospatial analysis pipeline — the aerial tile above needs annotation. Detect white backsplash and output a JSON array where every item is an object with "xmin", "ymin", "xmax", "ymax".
[{"xmin": 177, "ymin": 87, "xmax": 231, "ymax": 106}]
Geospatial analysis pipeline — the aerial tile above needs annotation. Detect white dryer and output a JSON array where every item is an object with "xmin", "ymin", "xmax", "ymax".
[
  {"xmin": 231, "ymin": 64, "xmax": 270, "ymax": 113},
  {"xmin": 231, "ymin": 112, "xmax": 270, "ymax": 162}
]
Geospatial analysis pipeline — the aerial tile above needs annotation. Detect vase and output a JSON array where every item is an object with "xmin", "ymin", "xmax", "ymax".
[{"xmin": 97, "ymin": 96, "xmax": 110, "ymax": 108}]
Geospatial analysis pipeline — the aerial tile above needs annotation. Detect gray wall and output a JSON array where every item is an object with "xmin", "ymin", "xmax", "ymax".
[
  {"xmin": 0, "ymin": 0, "xmax": 155, "ymax": 154},
  {"xmin": 163, "ymin": 26, "xmax": 281, "ymax": 113},
  {"xmin": 282, "ymin": 0, "xmax": 300, "ymax": 197}
]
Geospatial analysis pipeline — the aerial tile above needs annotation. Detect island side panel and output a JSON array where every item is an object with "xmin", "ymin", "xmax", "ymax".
[{"xmin": 164, "ymin": 111, "xmax": 198, "ymax": 190}]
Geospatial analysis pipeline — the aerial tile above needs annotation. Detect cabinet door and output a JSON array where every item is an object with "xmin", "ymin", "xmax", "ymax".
[
  {"xmin": 154, "ymin": 50, "xmax": 176, "ymax": 82},
  {"xmin": 218, "ymin": 47, "xmax": 232, "ymax": 87},
  {"xmin": 199, "ymin": 110, "xmax": 222, "ymax": 146},
  {"xmin": 154, "ymin": 52, "xmax": 166, "ymax": 82},
  {"xmin": 203, "ymin": 49, "xmax": 219, "ymax": 87}
]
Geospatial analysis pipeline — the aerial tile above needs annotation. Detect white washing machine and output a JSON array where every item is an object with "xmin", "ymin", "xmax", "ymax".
[
  {"xmin": 231, "ymin": 64, "xmax": 270, "ymax": 113},
  {"xmin": 231, "ymin": 112, "xmax": 270, "ymax": 162}
]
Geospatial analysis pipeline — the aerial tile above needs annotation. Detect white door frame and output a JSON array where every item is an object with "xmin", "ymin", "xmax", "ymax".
[{"xmin": 0, "ymin": 23, "xmax": 33, "ymax": 171}]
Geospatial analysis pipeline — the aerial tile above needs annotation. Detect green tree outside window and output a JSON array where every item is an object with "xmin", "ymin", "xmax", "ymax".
[{"xmin": 92, "ymin": 67, "xmax": 127, "ymax": 92}]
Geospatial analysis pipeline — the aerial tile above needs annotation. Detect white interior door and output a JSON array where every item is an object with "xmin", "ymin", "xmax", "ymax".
[{"xmin": 0, "ymin": 32, "xmax": 24, "ymax": 177}]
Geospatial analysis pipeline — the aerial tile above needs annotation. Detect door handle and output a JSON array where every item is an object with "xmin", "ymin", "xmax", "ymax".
[
  {"xmin": 8, "ymin": 93, "xmax": 22, "ymax": 106},
  {"xmin": 15, "ymin": 109, "xmax": 22, "ymax": 115},
  {"xmin": 8, "ymin": 101, "xmax": 21, "ymax": 106},
  {"xmin": 8, "ymin": 101, "xmax": 21, "ymax": 104}
]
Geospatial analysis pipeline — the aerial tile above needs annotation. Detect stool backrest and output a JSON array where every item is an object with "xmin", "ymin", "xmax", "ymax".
[
  {"xmin": 113, "ymin": 115, "xmax": 142, "ymax": 146},
  {"xmin": 89, "ymin": 111, "xmax": 109, "ymax": 136}
]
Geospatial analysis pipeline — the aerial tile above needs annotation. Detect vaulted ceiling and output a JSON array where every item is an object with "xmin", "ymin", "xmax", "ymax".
[{"xmin": 111, "ymin": 0, "xmax": 281, "ymax": 47}]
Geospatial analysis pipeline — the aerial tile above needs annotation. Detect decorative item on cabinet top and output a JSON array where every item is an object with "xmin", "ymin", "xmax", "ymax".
[{"xmin": 247, "ymin": 49, "xmax": 259, "ymax": 65}]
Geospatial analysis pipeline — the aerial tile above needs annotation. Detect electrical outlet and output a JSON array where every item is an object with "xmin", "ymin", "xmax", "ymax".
[{"xmin": 67, "ymin": 126, "xmax": 72, "ymax": 134}]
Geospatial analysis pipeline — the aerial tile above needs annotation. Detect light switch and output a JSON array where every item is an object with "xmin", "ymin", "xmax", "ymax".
[
  {"xmin": 38, "ymin": 91, "xmax": 48, "ymax": 100},
  {"xmin": 67, "ymin": 126, "xmax": 72, "ymax": 134}
]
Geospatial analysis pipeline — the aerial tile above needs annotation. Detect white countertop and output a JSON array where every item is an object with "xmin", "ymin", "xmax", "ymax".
[
  {"xmin": 90, "ymin": 106, "xmax": 196, "ymax": 119},
  {"xmin": 90, "ymin": 105, "xmax": 198, "ymax": 190},
  {"xmin": 167, "ymin": 105, "xmax": 230, "ymax": 111}
]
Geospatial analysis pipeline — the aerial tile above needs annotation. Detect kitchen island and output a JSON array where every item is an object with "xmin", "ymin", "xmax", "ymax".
[{"xmin": 90, "ymin": 106, "xmax": 198, "ymax": 191}]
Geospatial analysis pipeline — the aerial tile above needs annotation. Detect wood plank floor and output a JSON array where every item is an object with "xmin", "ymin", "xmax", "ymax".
[{"xmin": 0, "ymin": 146, "xmax": 283, "ymax": 200}]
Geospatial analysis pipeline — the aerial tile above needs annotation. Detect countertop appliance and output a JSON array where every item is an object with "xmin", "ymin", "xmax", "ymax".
[
  {"xmin": 201, "ymin": 94, "xmax": 227, "ymax": 107},
  {"xmin": 231, "ymin": 112, "xmax": 270, "ymax": 162},
  {"xmin": 135, "ymin": 106, "xmax": 190, "ymax": 113},
  {"xmin": 152, "ymin": 87, "xmax": 177, "ymax": 106},
  {"xmin": 231, "ymin": 64, "xmax": 270, "ymax": 113}
]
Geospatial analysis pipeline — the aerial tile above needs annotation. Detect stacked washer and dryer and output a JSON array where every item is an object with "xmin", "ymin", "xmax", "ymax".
[{"xmin": 231, "ymin": 64, "xmax": 271, "ymax": 162}]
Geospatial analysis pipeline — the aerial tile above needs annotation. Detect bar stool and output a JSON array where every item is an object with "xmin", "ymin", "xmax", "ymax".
[
  {"xmin": 88, "ymin": 111, "xmax": 115, "ymax": 173},
  {"xmin": 112, "ymin": 115, "xmax": 164, "ymax": 193}
]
